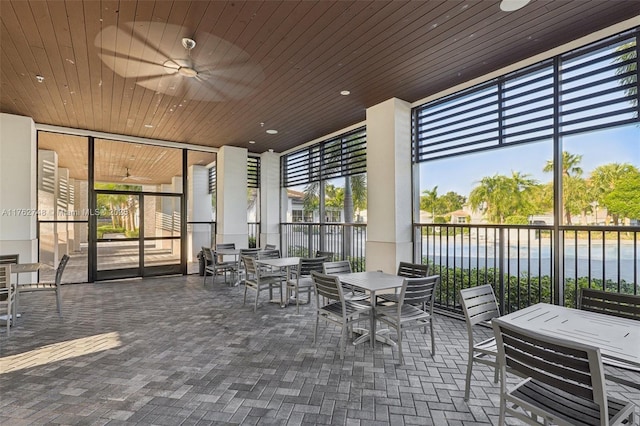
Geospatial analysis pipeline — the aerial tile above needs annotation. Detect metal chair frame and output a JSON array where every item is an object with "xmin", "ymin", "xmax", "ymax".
[
  {"xmin": 492, "ymin": 318, "xmax": 635, "ymax": 426},
  {"xmin": 459, "ymin": 284, "xmax": 500, "ymax": 401},
  {"xmin": 375, "ymin": 275, "xmax": 439, "ymax": 364},
  {"xmin": 310, "ymin": 271, "xmax": 372, "ymax": 359}
]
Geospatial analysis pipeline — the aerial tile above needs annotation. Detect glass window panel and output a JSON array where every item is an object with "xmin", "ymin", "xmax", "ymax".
[
  {"xmin": 38, "ymin": 132, "xmax": 89, "ymax": 221},
  {"xmin": 94, "ymin": 139, "xmax": 182, "ymax": 193}
]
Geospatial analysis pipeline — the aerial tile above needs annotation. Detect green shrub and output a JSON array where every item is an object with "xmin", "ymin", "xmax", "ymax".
[
  {"xmin": 97, "ymin": 225, "xmax": 125, "ymax": 239},
  {"xmin": 125, "ymin": 229, "xmax": 139, "ymax": 238},
  {"xmin": 505, "ymin": 215, "xmax": 529, "ymax": 224}
]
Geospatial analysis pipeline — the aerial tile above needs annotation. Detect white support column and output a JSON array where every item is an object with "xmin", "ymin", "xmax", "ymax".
[
  {"xmin": 0, "ymin": 113, "xmax": 38, "ymax": 281},
  {"xmin": 259, "ymin": 151, "xmax": 280, "ymax": 249},
  {"xmin": 216, "ymin": 146, "xmax": 248, "ymax": 248},
  {"xmin": 365, "ymin": 98, "xmax": 413, "ymax": 273}
]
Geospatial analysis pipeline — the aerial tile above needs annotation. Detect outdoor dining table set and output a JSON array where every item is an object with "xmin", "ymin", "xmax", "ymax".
[
  {"xmin": 203, "ymin": 247, "xmax": 640, "ymax": 425},
  {"xmin": 461, "ymin": 284, "xmax": 640, "ymax": 426}
]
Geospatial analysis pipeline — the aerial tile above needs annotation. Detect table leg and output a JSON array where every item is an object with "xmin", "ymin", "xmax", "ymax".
[{"xmin": 351, "ymin": 290, "xmax": 395, "ymax": 348}]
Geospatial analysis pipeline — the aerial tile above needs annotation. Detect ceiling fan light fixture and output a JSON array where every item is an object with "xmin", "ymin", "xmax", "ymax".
[
  {"xmin": 500, "ymin": 0, "xmax": 531, "ymax": 12},
  {"xmin": 181, "ymin": 37, "xmax": 196, "ymax": 50}
]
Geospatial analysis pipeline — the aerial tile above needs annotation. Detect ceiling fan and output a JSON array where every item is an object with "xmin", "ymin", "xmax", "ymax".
[
  {"xmin": 95, "ymin": 22, "xmax": 265, "ymax": 102},
  {"xmin": 121, "ymin": 167, "xmax": 151, "ymax": 182}
]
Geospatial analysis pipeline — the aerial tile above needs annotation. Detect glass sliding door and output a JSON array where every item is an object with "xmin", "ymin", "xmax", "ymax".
[
  {"xmin": 95, "ymin": 192, "xmax": 141, "ymax": 280},
  {"xmin": 142, "ymin": 194, "xmax": 181, "ymax": 276}
]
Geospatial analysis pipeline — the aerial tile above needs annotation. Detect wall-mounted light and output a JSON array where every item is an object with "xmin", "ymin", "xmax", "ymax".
[{"xmin": 35, "ymin": 75, "xmax": 45, "ymax": 83}]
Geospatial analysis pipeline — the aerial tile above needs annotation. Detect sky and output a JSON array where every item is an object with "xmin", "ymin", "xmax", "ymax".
[{"xmin": 418, "ymin": 125, "xmax": 640, "ymax": 197}]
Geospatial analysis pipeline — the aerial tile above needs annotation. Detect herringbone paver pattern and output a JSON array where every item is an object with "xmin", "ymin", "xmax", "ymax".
[{"xmin": 1, "ymin": 275, "xmax": 638, "ymax": 425}]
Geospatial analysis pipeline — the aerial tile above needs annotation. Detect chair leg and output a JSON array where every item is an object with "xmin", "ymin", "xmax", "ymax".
[
  {"xmin": 55, "ymin": 288, "xmax": 62, "ymax": 318},
  {"xmin": 314, "ymin": 315, "xmax": 319, "ymax": 345},
  {"xmin": 243, "ymin": 285, "xmax": 248, "ymax": 305},
  {"xmin": 498, "ymin": 394, "xmax": 506, "ymax": 426},
  {"xmin": 397, "ymin": 327, "xmax": 404, "ymax": 364},
  {"xmin": 340, "ymin": 323, "xmax": 347, "ymax": 360},
  {"xmin": 254, "ymin": 287, "xmax": 259, "ymax": 312},
  {"xmin": 464, "ymin": 349, "xmax": 474, "ymax": 401},
  {"xmin": 430, "ymin": 320, "xmax": 435, "ymax": 356}
]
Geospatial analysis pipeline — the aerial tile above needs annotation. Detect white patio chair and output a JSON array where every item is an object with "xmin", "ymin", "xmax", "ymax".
[
  {"xmin": 375, "ymin": 275, "xmax": 439, "ymax": 364},
  {"xmin": 310, "ymin": 271, "xmax": 372, "ymax": 359},
  {"xmin": 459, "ymin": 284, "xmax": 500, "ymax": 401},
  {"xmin": 492, "ymin": 318, "xmax": 634, "ymax": 426}
]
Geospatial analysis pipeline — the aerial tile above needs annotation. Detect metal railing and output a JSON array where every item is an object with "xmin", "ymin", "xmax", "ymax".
[
  {"xmin": 414, "ymin": 224, "xmax": 639, "ymax": 316},
  {"xmin": 280, "ymin": 223, "xmax": 367, "ymax": 271}
]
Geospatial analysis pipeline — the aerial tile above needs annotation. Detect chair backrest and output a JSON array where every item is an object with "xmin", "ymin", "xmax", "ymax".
[
  {"xmin": 258, "ymin": 249, "xmax": 281, "ymax": 259},
  {"xmin": 323, "ymin": 260, "xmax": 352, "ymax": 275},
  {"xmin": 240, "ymin": 248, "xmax": 260, "ymax": 257},
  {"xmin": 242, "ymin": 255, "xmax": 258, "ymax": 277},
  {"xmin": 492, "ymin": 318, "xmax": 608, "ymax": 424},
  {"xmin": 579, "ymin": 288, "xmax": 640, "ymax": 321},
  {"xmin": 0, "ymin": 254, "xmax": 19, "ymax": 266},
  {"xmin": 315, "ymin": 250, "xmax": 334, "ymax": 261},
  {"xmin": 0, "ymin": 264, "xmax": 10, "ymax": 302},
  {"xmin": 397, "ymin": 261, "xmax": 429, "ymax": 278},
  {"xmin": 216, "ymin": 243, "xmax": 236, "ymax": 250},
  {"xmin": 459, "ymin": 284, "xmax": 500, "ymax": 327},
  {"xmin": 202, "ymin": 247, "xmax": 214, "ymax": 263},
  {"xmin": 264, "ymin": 244, "xmax": 277, "ymax": 250},
  {"xmin": 298, "ymin": 257, "xmax": 326, "ymax": 277},
  {"xmin": 55, "ymin": 254, "xmax": 70, "ymax": 285},
  {"xmin": 311, "ymin": 271, "xmax": 344, "ymax": 304},
  {"xmin": 398, "ymin": 275, "xmax": 439, "ymax": 309}
]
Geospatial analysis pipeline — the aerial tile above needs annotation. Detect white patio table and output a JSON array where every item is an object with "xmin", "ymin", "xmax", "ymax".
[
  {"xmin": 10, "ymin": 262, "xmax": 43, "ymax": 319},
  {"xmin": 254, "ymin": 256, "xmax": 300, "ymax": 307},
  {"xmin": 336, "ymin": 271, "xmax": 405, "ymax": 348},
  {"xmin": 498, "ymin": 303, "xmax": 640, "ymax": 390}
]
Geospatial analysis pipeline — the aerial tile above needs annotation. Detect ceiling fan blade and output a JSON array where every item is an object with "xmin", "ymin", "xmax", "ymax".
[{"xmin": 99, "ymin": 52, "xmax": 168, "ymax": 78}]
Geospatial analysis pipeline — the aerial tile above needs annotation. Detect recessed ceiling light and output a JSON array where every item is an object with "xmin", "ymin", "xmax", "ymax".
[
  {"xmin": 144, "ymin": 124, "xmax": 153, "ymax": 128},
  {"xmin": 248, "ymin": 140, "xmax": 255, "ymax": 144},
  {"xmin": 500, "ymin": 0, "xmax": 530, "ymax": 12},
  {"xmin": 266, "ymin": 129, "xmax": 278, "ymax": 134},
  {"xmin": 340, "ymin": 90, "xmax": 350, "ymax": 96}
]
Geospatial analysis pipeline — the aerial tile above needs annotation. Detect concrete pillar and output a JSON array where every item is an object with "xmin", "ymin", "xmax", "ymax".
[
  {"xmin": 365, "ymin": 98, "xmax": 413, "ymax": 273},
  {"xmin": 216, "ymin": 146, "xmax": 248, "ymax": 248},
  {"xmin": 0, "ymin": 113, "xmax": 38, "ymax": 282},
  {"xmin": 259, "ymin": 152, "xmax": 280, "ymax": 249}
]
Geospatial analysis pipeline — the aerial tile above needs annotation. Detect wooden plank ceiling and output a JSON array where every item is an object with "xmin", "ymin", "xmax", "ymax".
[{"xmin": 2, "ymin": 0, "xmax": 640, "ymax": 158}]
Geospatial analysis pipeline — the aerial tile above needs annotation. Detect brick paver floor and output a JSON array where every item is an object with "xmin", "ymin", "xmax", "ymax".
[{"xmin": 1, "ymin": 274, "xmax": 638, "ymax": 425}]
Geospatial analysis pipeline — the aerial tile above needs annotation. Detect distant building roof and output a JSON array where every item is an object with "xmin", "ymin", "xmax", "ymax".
[{"xmin": 287, "ymin": 189, "xmax": 304, "ymax": 200}]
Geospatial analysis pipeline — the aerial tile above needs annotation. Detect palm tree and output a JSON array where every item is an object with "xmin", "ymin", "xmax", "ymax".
[
  {"xmin": 469, "ymin": 172, "xmax": 536, "ymax": 223},
  {"xmin": 421, "ymin": 186, "xmax": 438, "ymax": 221},
  {"xmin": 469, "ymin": 174, "xmax": 512, "ymax": 223},
  {"xmin": 543, "ymin": 151, "xmax": 584, "ymax": 224},
  {"xmin": 590, "ymin": 163, "xmax": 638, "ymax": 225}
]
